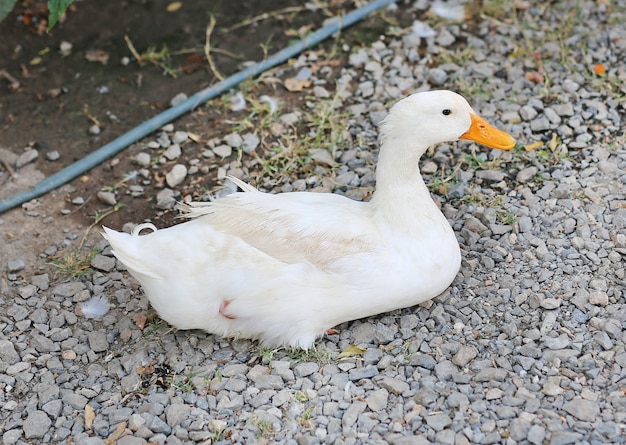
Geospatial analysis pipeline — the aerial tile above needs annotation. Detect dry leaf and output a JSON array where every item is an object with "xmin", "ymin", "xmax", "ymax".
[
  {"xmin": 284, "ymin": 77, "xmax": 311, "ymax": 92},
  {"xmin": 593, "ymin": 63, "xmax": 606, "ymax": 76},
  {"xmin": 104, "ymin": 422, "xmax": 127, "ymax": 445},
  {"xmin": 85, "ymin": 404, "xmax": 95, "ymax": 430},
  {"xmin": 48, "ymin": 88, "xmax": 62, "ymax": 98},
  {"xmin": 137, "ymin": 363, "xmax": 155, "ymax": 375},
  {"xmin": 183, "ymin": 54, "xmax": 204, "ymax": 74},
  {"xmin": 166, "ymin": 2, "xmax": 182, "ymax": 12},
  {"xmin": 525, "ymin": 71, "xmax": 543, "ymax": 84},
  {"xmin": 85, "ymin": 49, "xmax": 110, "ymax": 64},
  {"xmin": 187, "ymin": 132, "xmax": 200, "ymax": 142},
  {"xmin": 337, "ymin": 344, "xmax": 366, "ymax": 360},
  {"xmin": 134, "ymin": 312, "xmax": 148, "ymax": 330},
  {"xmin": 548, "ymin": 134, "xmax": 560, "ymax": 151},
  {"xmin": 524, "ymin": 141, "xmax": 543, "ymax": 151},
  {"xmin": 120, "ymin": 327, "xmax": 132, "ymax": 342}
]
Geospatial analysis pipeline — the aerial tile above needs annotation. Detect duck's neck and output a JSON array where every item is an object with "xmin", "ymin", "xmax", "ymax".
[{"xmin": 370, "ymin": 139, "xmax": 441, "ymax": 230}]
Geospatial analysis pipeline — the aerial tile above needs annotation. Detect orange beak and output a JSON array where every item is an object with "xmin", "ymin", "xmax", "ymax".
[{"xmin": 460, "ymin": 113, "xmax": 516, "ymax": 150}]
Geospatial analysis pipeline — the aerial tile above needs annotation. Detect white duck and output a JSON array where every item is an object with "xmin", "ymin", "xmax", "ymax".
[{"xmin": 102, "ymin": 90, "xmax": 515, "ymax": 348}]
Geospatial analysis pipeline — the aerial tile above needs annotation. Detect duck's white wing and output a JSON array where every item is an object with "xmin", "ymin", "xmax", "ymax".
[{"xmin": 180, "ymin": 190, "xmax": 380, "ymax": 268}]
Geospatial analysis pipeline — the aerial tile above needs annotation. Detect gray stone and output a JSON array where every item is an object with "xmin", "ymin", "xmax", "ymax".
[
  {"xmin": 530, "ymin": 116, "xmax": 551, "ymax": 131},
  {"xmin": 517, "ymin": 166, "xmax": 537, "ymax": 183},
  {"xmin": 349, "ymin": 365, "xmax": 378, "ymax": 381},
  {"xmin": 149, "ymin": 415, "xmax": 172, "ymax": 434},
  {"xmin": 476, "ymin": 170, "xmax": 506, "ymax": 182},
  {"xmin": 42, "ymin": 399, "xmax": 63, "ymax": 417},
  {"xmin": 90, "ymin": 254, "xmax": 116, "ymax": 272},
  {"xmin": 365, "ymin": 388, "xmax": 388, "ymax": 411},
  {"xmin": 2, "ymin": 429, "xmax": 22, "ymax": 445},
  {"xmin": 30, "ymin": 334, "xmax": 58, "ymax": 352},
  {"xmin": 163, "ymin": 143, "xmax": 182, "ymax": 160},
  {"xmin": 341, "ymin": 401, "xmax": 366, "ymax": 428},
  {"xmin": 63, "ymin": 391, "xmax": 89, "ymax": 410},
  {"xmin": 117, "ymin": 435, "xmax": 147, "ymax": 445},
  {"xmin": 310, "ymin": 148, "xmax": 334, "ymax": 166},
  {"xmin": 414, "ymin": 388, "xmax": 438, "ymax": 406},
  {"xmin": 170, "ymin": 93, "xmax": 188, "ymax": 107},
  {"xmin": 253, "ymin": 374, "xmax": 284, "ymax": 390},
  {"xmin": 542, "ymin": 377, "xmax": 563, "ymax": 396},
  {"xmin": 213, "ymin": 144, "xmax": 232, "ymax": 158},
  {"xmin": 452, "ymin": 346, "xmax": 477, "ymax": 367},
  {"xmin": 0, "ymin": 340, "xmax": 20, "ymax": 365},
  {"xmin": 165, "ymin": 403, "xmax": 190, "ymax": 427},
  {"xmin": 427, "ymin": 68, "xmax": 447, "ymax": 86},
  {"xmin": 527, "ymin": 424, "xmax": 546, "ymax": 444},
  {"xmin": 7, "ymin": 259, "xmax": 25, "ymax": 272},
  {"xmin": 562, "ymin": 398, "xmax": 599, "ymax": 422},
  {"xmin": 16, "ymin": 149, "xmax": 38, "ymax": 168},
  {"xmin": 172, "ymin": 131, "xmax": 188, "ymax": 144},
  {"xmin": 464, "ymin": 216, "xmax": 488, "ymax": 233},
  {"xmin": 474, "ymin": 368, "xmax": 507, "ymax": 382},
  {"xmin": 549, "ymin": 431, "xmax": 583, "ymax": 445},
  {"xmin": 135, "ymin": 152, "xmax": 151, "ymax": 167},
  {"xmin": 46, "ymin": 150, "xmax": 60, "ymax": 161},
  {"xmin": 156, "ymin": 188, "xmax": 176, "ymax": 210},
  {"xmin": 379, "ymin": 377, "xmax": 410, "ymax": 395},
  {"xmin": 520, "ymin": 105, "xmax": 538, "ymax": 121},
  {"xmin": 425, "ymin": 413, "xmax": 451, "ymax": 431},
  {"xmin": 589, "ymin": 291, "xmax": 609, "ymax": 306},
  {"xmin": 434, "ymin": 360, "xmax": 458, "ymax": 380},
  {"xmin": 23, "ymin": 410, "xmax": 51, "ymax": 439},
  {"xmin": 294, "ymin": 362, "xmax": 318, "ymax": 378},
  {"xmin": 352, "ymin": 322, "xmax": 376, "ymax": 344},
  {"xmin": 97, "ymin": 191, "xmax": 117, "ymax": 206},
  {"xmin": 242, "ymin": 133, "xmax": 260, "ymax": 154},
  {"xmin": 544, "ymin": 334, "xmax": 569, "ymax": 350},
  {"xmin": 52, "ymin": 281, "xmax": 86, "ymax": 297},
  {"xmin": 224, "ymin": 132, "xmax": 243, "ymax": 147},
  {"xmin": 88, "ymin": 331, "xmax": 109, "ymax": 352},
  {"xmin": 166, "ymin": 164, "xmax": 187, "ymax": 187},
  {"xmin": 517, "ymin": 216, "xmax": 533, "ymax": 233},
  {"xmin": 594, "ymin": 331, "xmax": 614, "ymax": 350},
  {"xmin": 37, "ymin": 382, "xmax": 60, "ymax": 407},
  {"xmin": 374, "ymin": 322, "xmax": 395, "ymax": 344},
  {"xmin": 31, "ymin": 273, "xmax": 49, "ymax": 290}
]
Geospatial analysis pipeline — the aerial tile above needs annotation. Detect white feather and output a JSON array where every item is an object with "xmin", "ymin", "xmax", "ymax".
[{"xmin": 79, "ymin": 295, "xmax": 110, "ymax": 319}]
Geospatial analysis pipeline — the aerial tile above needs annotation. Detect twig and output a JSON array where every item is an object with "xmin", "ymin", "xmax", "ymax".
[
  {"xmin": 222, "ymin": 6, "xmax": 307, "ymax": 32},
  {"xmin": 124, "ymin": 35, "xmax": 143, "ymax": 64},
  {"xmin": 66, "ymin": 195, "xmax": 92, "ymax": 216},
  {"xmin": 79, "ymin": 202, "xmax": 124, "ymax": 250},
  {"xmin": 0, "ymin": 69, "xmax": 20, "ymax": 91},
  {"xmin": 221, "ymin": 1, "xmax": 354, "ymax": 33},
  {"xmin": 0, "ymin": 158, "xmax": 17, "ymax": 179},
  {"xmin": 205, "ymin": 15, "xmax": 224, "ymax": 81},
  {"xmin": 83, "ymin": 105, "xmax": 103, "ymax": 127}
]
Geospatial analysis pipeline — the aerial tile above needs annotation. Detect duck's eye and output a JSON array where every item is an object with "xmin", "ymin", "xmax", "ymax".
[{"xmin": 442, "ymin": 109, "xmax": 452, "ymax": 116}]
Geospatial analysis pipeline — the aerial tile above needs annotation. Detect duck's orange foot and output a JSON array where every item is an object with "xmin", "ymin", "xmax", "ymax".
[
  {"xmin": 326, "ymin": 328, "xmax": 339, "ymax": 335},
  {"xmin": 219, "ymin": 300, "xmax": 236, "ymax": 319}
]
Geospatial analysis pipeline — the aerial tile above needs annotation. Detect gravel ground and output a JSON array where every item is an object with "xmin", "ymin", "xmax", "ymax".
[{"xmin": 2, "ymin": 1, "xmax": 626, "ymax": 444}]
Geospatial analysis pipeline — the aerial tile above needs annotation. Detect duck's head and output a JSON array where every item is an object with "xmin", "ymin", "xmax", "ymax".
[{"xmin": 380, "ymin": 90, "xmax": 516, "ymax": 153}]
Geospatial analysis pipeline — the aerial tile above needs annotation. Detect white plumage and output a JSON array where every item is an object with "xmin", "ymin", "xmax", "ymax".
[{"xmin": 102, "ymin": 90, "xmax": 515, "ymax": 348}]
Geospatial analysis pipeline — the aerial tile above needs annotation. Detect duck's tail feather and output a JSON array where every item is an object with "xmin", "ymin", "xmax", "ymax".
[{"xmin": 101, "ymin": 226, "xmax": 161, "ymax": 279}]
